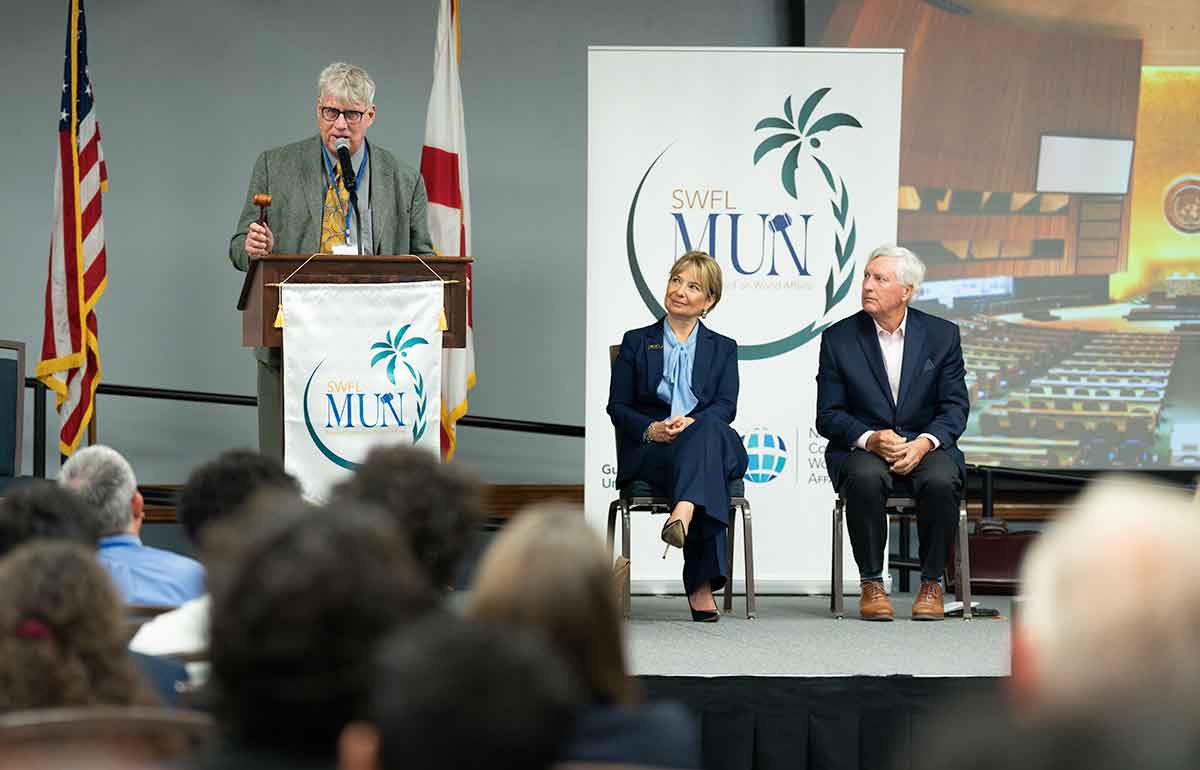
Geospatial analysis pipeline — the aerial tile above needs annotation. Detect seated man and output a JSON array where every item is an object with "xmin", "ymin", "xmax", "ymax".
[
  {"xmin": 59, "ymin": 445, "xmax": 205, "ymax": 607},
  {"xmin": 816, "ymin": 245, "xmax": 968, "ymax": 621}
]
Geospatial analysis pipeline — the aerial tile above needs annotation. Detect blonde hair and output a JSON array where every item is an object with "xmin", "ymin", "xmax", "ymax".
[
  {"xmin": 669, "ymin": 251, "xmax": 723, "ymax": 314},
  {"xmin": 468, "ymin": 504, "xmax": 634, "ymax": 705}
]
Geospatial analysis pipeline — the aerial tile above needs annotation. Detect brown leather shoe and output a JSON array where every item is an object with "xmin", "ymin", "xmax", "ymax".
[
  {"xmin": 912, "ymin": 580, "xmax": 945, "ymax": 621},
  {"xmin": 859, "ymin": 580, "xmax": 894, "ymax": 621}
]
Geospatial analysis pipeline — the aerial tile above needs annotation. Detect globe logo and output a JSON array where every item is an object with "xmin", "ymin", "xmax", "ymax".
[{"xmin": 742, "ymin": 428, "xmax": 789, "ymax": 484}]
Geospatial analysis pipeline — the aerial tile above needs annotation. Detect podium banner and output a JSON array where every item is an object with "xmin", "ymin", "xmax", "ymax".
[
  {"xmin": 586, "ymin": 47, "xmax": 903, "ymax": 592},
  {"xmin": 282, "ymin": 281, "xmax": 443, "ymax": 500}
]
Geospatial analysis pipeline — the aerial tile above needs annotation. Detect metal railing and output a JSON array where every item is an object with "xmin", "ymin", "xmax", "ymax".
[{"xmin": 22, "ymin": 377, "xmax": 584, "ymax": 479}]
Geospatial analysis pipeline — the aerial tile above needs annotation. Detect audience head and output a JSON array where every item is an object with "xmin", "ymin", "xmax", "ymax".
[
  {"xmin": 0, "ymin": 540, "xmax": 153, "ymax": 711},
  {"xmin": 332, "ymin": 445, "xmax": 483, "ymax": 589},
  {"xmin": 0, "ymin": 479, "xmax": 99, "ymax": 556},
  {"xmin": 665, "ymin": 250, "xmax": 723, "ymax": 319},
  {"xmin": 1014, "ymin": 475, "xmax": 1200, "ymax": 709},
  {"xmin": 176, "ymin": 448, "xmax": 298, "ymax": 549},
  {"xmin": 206, "ymin": 494, "xmax": 434, "ymax": 760},
  {"xmin": 469, "ymin": 504, "xmax": 634, "ymax": 705},
  {"xmin": 58, "ymin": 445, "xmax": 141, "ymax": 537},
  {"xmin": 340, "ymin": 614, "xmax": 583, "ymax": 770}
]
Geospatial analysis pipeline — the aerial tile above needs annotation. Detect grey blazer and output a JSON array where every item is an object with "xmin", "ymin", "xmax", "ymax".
[{"xmin": 228, "ymin": 135, "xmax": 435, "ymax": 271}]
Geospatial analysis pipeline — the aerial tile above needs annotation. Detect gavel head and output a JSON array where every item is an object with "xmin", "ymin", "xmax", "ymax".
[{"xmin": 253, "ymin": 194, "xmax": 272, "ymax": 208}]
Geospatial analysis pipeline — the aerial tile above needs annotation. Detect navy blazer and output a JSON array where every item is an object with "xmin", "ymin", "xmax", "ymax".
[
  {"xmin": 815, "ymin": 308, "xmax": 969, "ymax": 487},
  {"xmin": 607, "ymin": 319, "xmax": 740, "ymax": 486}
]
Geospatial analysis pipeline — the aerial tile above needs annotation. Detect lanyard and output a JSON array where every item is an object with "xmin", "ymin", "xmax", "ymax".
[{"xmin": 322, "ymin": 141, "xmax": 369, "ymax": 243}]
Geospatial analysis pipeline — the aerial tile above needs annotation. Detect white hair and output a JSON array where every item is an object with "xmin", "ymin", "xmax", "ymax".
[
  {"xmin": 317, "ymin": 61, "xmax": 375, "ymax": 106},
  {"xmin": 58, "ymin": 445, "xmax": 137, "ymax": 536},
  {"xmin": 867, "ymin": 244, "xmax": 925, "ymax": 291},
  {"xmin": 1018, "ymin": 475, "xmax": 1200, "ymax": 705}
]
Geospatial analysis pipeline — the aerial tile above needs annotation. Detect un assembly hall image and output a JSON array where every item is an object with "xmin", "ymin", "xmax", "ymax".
[{"xmin": 1, "ymin": 1, "xmax": 1200, "ymax": 769}]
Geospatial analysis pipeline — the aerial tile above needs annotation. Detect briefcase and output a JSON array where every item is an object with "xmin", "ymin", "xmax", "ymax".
[{"xmin": 947, "ymin": 519, "xmax": 1038, "ymax": 595}]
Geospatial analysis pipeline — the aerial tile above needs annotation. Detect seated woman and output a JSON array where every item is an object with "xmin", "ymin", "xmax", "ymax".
[
  {"xmin": 606, "ymin": 251, "xmax": 748, "ymax": 621},
  {"xmin": 469, "ymin": 504, "xmax": 701, "ymax": 769},
  {"xmin": 0, "ymin": 541, "xmax": 155, "ymax": 711}
]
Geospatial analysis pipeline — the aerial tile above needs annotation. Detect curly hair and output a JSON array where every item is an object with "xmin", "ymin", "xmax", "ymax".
[
  {"xmin": 0, "ymin": 541, "xmax": 154, "ymax": 711},
  {"xmin": 176, "ymin": 448, "xmax": 299, "ymax": 546},
  {"xmin": 0, "ymin": 479, "xmax": 100, "ymax": 557},
  {"xmin": 206, "ymin": 494, "xmax": 435, "ymax": 759},
  {"xmin": 331, "ymin": 445, "xmax": 483, "ymax": 588}
]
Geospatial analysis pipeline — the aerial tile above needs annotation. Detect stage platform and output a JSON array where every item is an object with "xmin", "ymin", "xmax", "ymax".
[
  {"xmin": 628, "ymin": 594, "xmax": 1012, "ymax": 678},
  {"xmin": 628, "ymin": 595, "xmax": 1012, "ymax": 769}
]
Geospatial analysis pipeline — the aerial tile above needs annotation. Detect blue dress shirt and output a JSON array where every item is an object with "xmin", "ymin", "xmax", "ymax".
[
  {"xmin": 96, "ymin": 534, "xmax": 206, "ymax": 607},
  {"xmin": 656, "ymin": 318, "xmax": 699, "ymax": 416}
]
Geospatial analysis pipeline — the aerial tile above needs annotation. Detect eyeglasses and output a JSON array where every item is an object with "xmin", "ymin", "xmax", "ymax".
[{"xmin": 319, "ymin": 106, "xmax": 366, "ymax": 124}]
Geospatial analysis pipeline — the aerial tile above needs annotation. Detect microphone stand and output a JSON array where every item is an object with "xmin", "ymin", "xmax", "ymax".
[{"xmin": 349, "ymin": 190, "xmax": 363, "ymax": 256}]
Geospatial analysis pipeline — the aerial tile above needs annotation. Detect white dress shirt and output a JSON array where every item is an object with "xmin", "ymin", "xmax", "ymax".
[{"xmin": 854, "ymin": 310, "xmax": 941, "ymax": 451}]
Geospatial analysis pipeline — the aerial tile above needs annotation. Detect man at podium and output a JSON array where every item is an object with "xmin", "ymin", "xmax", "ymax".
[{"xmin": 228, "ymin": 61, "xmax": 435, "ymax": 460}]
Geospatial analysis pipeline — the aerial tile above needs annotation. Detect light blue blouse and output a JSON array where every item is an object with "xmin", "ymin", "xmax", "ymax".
[{"xmin": 657, "ymin": 317, "xmax": 699, "ymax": 416}]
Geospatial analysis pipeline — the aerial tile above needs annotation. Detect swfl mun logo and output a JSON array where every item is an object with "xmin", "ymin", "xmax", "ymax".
[
  {"xmin": 301, "ymin": 324, "xmax": 431, "ymax": 470},
  {"xmin": 625, "ymin": 87, "xmax": 863, "ymax": 360}
]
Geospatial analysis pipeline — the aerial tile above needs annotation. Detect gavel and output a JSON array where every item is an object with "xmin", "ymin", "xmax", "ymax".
[{"xmin": 253, "ymin": 194, "xmax": 272, "ymax": 226}]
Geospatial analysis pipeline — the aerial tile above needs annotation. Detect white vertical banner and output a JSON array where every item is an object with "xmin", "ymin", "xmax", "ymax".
[
  {"xmin": 586, "ymin": 47, "xmax": 903, "ymax": 593},
  {"xmin": 282, "ymin": 281, "xmax": 443, "ymax": 501}
]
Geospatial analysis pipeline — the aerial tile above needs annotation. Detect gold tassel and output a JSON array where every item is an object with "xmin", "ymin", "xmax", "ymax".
[
  {"xmin": 273, "ymin": 303, "xmax": 284, "ymax": 329},
  {"xmin": 437, "ymin": 308, "xmax": 449, "ymax": 332}
]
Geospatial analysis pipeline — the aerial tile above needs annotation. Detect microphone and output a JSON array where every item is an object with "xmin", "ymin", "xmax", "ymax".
[{"xmin": 333, "ymin": 138, "xmax": 357, "ymax": 193}]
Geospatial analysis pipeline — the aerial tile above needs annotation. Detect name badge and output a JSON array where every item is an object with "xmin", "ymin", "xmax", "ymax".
[{"xmin": 332, "ymin": 243, "xmax": 358, "ymax": 255}]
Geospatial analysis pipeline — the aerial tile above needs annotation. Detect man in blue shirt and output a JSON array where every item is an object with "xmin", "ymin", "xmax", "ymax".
[{"xmin": 59, "ymin": 445, "xmax": 204, "ymax": 607}]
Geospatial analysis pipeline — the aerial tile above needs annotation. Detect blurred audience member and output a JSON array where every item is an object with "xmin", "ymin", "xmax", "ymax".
[
  {"xmin": 0, "ymin": 479, "xmax": 99, "ymax": 556},
  {"xmin": 340, "ymin": 615, "xmax": 583, "ymax": 770},
  {"xmin": 0, "ymin": 541, "xmax": 155, "ymax": 711},
  {"xmin": 196, "ymin": 496, "xmax": 434, "ymax": 769},
  {"xmin": 332, "ymin": 444, "xmax": 483, "ymax": 589},
  {"xmin": 470, "ymin": 504, "xmax": 702, "ymax": 769},
  {"xmin": 1013, "ymin": 476, "xmax": 1200, "ymax": 710},
  {"xmin": 130, "ymin": 449, "xmax": 299, "ymax": 657},
  {"xmin": 60, "ymin": 445, "xmax": 204, "ymax": 607}
]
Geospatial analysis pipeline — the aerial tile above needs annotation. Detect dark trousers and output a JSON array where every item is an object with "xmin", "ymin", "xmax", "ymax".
[
  {"xmin": 837, "ymin": 449, "xmax": 961, "ymax": 582},
  {"xmin": 632, "ymin": 418, "xmax": 748, "ymax": 594}
]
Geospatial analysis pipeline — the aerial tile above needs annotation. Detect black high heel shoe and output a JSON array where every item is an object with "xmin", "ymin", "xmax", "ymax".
[
  {"xmin": 688, "ymin": 598, "xmax": 719, "ymax": 623},
  {"xmin": 660, "ymin": 518, "xmax": 686, "ymax": 558}
]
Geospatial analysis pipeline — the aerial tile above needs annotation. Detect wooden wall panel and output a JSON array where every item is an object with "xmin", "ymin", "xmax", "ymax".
[
  {"xmin": 899, "ymin": 213, "xmax": 1069, "ymax": 242},
  {"xmin": 823, "ymin": 0, "xmax": 1142, "ymax": 191}
]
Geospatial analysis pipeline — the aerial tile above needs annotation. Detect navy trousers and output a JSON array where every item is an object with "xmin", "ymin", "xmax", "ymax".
[
  {"xmin": 631, "ymin": 418, "xmax": 748, "ymax": 594},
  {"xmin": 837, "ymin": 449, "xmax": 962, "ymax": 582}
]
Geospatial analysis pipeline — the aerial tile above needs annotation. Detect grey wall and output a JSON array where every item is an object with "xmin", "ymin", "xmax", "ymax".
[{"xmin": 1, "ymin": 0, "xmax": 790, "ymax": 484}]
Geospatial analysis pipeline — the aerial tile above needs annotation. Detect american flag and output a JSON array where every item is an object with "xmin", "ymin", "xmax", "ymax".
[
  {"xmin": 421, "ymin": 0, "xmax": 475, "ymax": 460},
  {"xmin": 36, "ymin": 0, "xmax": 108, "ymax": 456}
]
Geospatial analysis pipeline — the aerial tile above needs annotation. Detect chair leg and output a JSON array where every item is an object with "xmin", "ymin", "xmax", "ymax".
[
  {"xmin": 620, "ymin": 501, "xmax": 632, "ymax": 620},
  {"xmin": 606, "ymin": 500, "xmax": 619, "ymax": 555},
  {"xmin": 723, "ymin": 507, "xmax": 736, "ymax": 614},
  {"xmin": 832, "ymin": 497, "xmax": 845, "ymax": 618},
  {"xmin": 958, "ymin": 499, "xmax": 972, "ymax": 620},
  {"xmin": 741, "ymin": 501, "xmax": 756, "ymax": 619}
]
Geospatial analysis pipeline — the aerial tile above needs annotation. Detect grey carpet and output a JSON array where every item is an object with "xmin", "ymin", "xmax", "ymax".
[{"xmin": 626, "ymin": 595, "xmax": 1012, "ymax": 677}]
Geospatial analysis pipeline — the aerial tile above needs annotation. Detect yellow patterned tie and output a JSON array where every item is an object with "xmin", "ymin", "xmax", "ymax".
[{"xmin": 320, "ymin": 166, "xmax": 347, "ymax": 253}]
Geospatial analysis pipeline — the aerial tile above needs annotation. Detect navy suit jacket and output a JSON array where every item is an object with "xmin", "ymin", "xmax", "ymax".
[
  {"xmin": 815, "ymin": 307, "xmax": 969, "ymax": 488},
  {"xmin": 607, "ymin": 319, "xmax": 739, "ymax": 486}
]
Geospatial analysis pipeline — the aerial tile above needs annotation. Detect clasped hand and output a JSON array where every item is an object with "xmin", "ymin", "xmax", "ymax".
[
  {"xmin": 244, "ymin": 222, "xmax": 275, "ymax": 257},
  {"xmin": 648, "ymin": 415, "xmax": 694, "ymax": 443},
  {"xmin": 866, "ymin": 429, "xmax": 932, "ymax": 476}
]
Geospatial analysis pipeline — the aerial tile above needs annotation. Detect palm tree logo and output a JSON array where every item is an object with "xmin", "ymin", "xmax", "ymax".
[
  {"xmin": 370, "ymin": 324, "xmax": 430, "ymax": 443},
  {"xmin": 752, "ymin": 87, "xmax": 862, "ymax": 199}
]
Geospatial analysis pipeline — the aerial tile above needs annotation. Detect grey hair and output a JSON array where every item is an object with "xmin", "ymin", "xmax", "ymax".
[
  {"xmin": 317, "ymin": 62, "xmax": 375, "ymax": 106},
  {"xmin": 1019, "ymin": 476, "xmax": 1200, "ymax": 706},
  {"xmin": 58, "ymin": 445, "xmax": 137, "ymax": 536},
  {"xmin": 867, "ymin": 244, "xmax": 925, "ymax": 291}
]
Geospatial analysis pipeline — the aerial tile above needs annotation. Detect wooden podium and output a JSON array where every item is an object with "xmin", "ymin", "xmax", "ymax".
[
  {"xmin": 236, "ymin": 254, "xmax": 472, "ymax": 460},
  {"xmin": 237, "ymin": 254, "xmax": 471, "ymax": 350}
]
